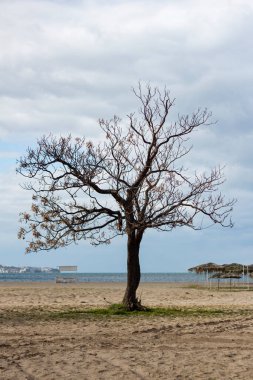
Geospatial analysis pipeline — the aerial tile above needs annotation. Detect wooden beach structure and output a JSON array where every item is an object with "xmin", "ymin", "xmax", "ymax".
[
  {"xmin": 56, "ymin": 266, "xmax": 78, "ymax": 283},
  {"xmin": 209, "ymin": 272, "xmax": 242, "ymax": 291},
  {"xmin": 188, "ymin": 262, "xmax": 253, "ymax": 290}
]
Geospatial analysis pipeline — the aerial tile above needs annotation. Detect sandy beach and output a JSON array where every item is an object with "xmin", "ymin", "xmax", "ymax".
[{"xmin": 1, "ymin": 282, "xmax": 253, "ymax": 379}]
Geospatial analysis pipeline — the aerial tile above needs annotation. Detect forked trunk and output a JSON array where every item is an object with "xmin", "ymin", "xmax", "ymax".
[{"xmin": 122, "ymin": 233, "xmax": 142, "ymax": 310}]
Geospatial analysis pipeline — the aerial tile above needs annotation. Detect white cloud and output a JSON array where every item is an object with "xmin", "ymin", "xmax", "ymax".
[{"xmin": 0, "ymin": 170, "xmax": 30, "ymax": 216}]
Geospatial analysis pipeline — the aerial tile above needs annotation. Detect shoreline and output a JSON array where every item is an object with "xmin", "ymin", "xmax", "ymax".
[{"xmin": 0, "ymin": 280, "xmax": 252, "ymax": 288}]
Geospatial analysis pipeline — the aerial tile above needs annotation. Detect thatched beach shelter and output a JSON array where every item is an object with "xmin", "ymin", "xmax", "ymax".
[
  {"xmin": 188, "ymin": 263, "xmax": 223, "ymax": 286},
  {"xmin": 221, "ymin": 263, "xmax": 244, "ymax": 274},
  {"xmin": 189, "ymin": 262, "xmax": 253, "ymax": 276},
  {"xmin": 188, "ymin": 262, "xmax": 223, "ymax": 275},
  {"xmin": 245, "ymin": 265, "xmax": 253, "ymax": 274},
  {"xmin": 209, "ymin": 272, "xmax": 242, "ymax": 290},
  {"xmin": 189, "ymin": 262, "xmax": 253, "ymax": 289}
]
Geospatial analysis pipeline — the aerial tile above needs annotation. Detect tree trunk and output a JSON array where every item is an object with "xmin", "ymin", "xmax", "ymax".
[{"xmin": 122, "ymin": 233, "xmax": 142, "ymax": 310}]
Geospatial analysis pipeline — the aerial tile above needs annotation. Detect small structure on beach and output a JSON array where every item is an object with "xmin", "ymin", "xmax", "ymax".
[
  {"xmin": 189, "ymin": 262, "xmax": 253, "ymax": 276},
  {"xmin": 188, "ymin": 263, "xmax": 223, "ymax": 275},
  {"xmin": 209, "ymin": 272, "xmax": 242, "ymax": 290},
  {"xmin": 56, "ymin": 266, "xmax": 78, "ymax": 283},
  {"xmin": 188, "ymin": 262, "xmax": 253, "ymax": 290}
]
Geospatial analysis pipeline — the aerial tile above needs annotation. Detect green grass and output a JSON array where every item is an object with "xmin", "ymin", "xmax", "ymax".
[
  {"xmin": 72, "ymin": 304, "xmax": 225, "ymax": 317},
  {"xmin": 1, "ymin": 304, "xmax": 250, "ymax": 321}
]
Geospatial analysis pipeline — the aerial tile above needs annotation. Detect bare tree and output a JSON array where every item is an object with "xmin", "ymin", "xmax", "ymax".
[{"xmin": 17, "ymin": 84, "xmax": 235, "ymax": 310}]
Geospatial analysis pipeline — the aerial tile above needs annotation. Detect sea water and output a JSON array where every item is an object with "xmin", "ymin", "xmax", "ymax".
[
  {"xmin": 0, "ymin": 272, "xmax": 252, "ymax": 283},
  {"xmin": 0, "ymin": 272, "xmax": 202, "ymax": 283}
]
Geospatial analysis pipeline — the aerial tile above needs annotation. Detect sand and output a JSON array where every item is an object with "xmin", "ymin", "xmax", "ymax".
[{"xmin": 1, "ymin": 282, "xmax": 253, "ymax": 379}]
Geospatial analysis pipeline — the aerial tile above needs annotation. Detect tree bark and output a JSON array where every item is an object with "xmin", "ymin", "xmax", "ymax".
[{"xmin": 122, "ymin": 232, "xmax": 142, "ymax": 310}]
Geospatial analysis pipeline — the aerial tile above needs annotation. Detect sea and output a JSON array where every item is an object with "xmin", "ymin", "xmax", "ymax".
[
  {"xmin": 0, "ymin": 272, "xmax": 201, "ymax": 283},
  {"xmin": 1, "ymin": 272, "xmax": 253, "ymax": 283}
]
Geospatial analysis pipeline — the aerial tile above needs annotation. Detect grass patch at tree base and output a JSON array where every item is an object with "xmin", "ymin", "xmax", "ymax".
[{"xmin": 1, "ymin": 304, "xmax": 251, "ymax": 321}]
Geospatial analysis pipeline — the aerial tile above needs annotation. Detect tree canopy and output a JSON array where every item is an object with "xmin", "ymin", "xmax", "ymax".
[{"xmin": 17, "ymin": 84, "xmax": 235, "ymax": 309}]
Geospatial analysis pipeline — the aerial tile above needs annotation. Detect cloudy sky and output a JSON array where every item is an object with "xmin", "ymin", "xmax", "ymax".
[{"xmin": 0, "ymin": 0, "xmax": 252, "ymax": 272}]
